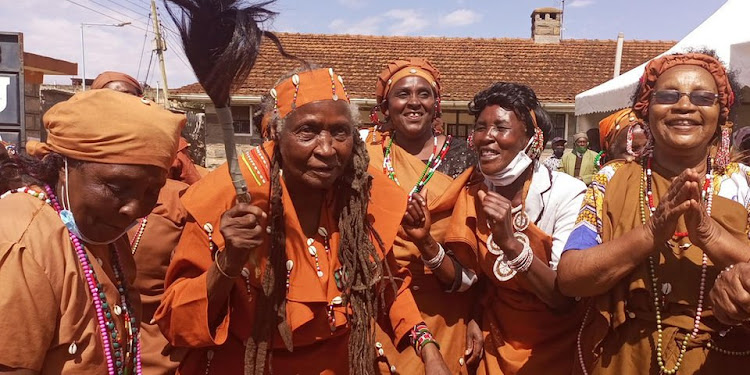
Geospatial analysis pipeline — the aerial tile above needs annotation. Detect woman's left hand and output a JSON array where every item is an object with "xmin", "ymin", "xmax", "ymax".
[
  {"xmin": 402, "ymin": 190, "xmax": 431, "ymax": 242},
  {"xmin": 710, "ymin": 262, "xmax": 750, "ymax": 325},
  {"xmin": 682, "ymin": 168, "xmax": 719, "ymax": 248},
  {"xmin": 463, "ymin": 318, "xmax": 484, "ymax": 368},
  {"xmin": 421, "ymin": 343, "xmax": 451, "ymax": 375}
]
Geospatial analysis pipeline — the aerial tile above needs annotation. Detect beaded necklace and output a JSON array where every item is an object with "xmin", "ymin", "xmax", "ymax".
[
  {"xmin": 381, "ymin": 133, "xmax": 452, "ymax": 195},
  {"xmin": 129, "ymin": 217, "xmax": 148, "ymax": 255},
  {"xmin": 2, "ymin": 186, "xmax": 141, "ymax": 375},
  {"xmin": 641, "ymin": 156, "xmax": 711, "ymax": 375}
]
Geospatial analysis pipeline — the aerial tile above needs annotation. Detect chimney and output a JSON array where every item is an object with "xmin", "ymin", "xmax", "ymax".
[{"xmin": 531, "ymin": 7, "xmax": 563, "ymax": 44}]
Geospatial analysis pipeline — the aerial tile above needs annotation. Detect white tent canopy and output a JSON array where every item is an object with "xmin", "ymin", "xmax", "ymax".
[{"xmin": 575, "ymin": 0, "xmax": 750, "ymax": 116}]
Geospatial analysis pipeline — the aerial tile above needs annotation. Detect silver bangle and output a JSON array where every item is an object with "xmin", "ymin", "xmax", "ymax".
[{"xmin": 421, "ymin": 243, "xmax": 446, "ymax": 270}]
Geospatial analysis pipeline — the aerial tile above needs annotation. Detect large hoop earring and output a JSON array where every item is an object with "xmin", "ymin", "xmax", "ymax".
[{"xmin": 715, "ymin": 122, "xmax": 733, "ymax": 172}]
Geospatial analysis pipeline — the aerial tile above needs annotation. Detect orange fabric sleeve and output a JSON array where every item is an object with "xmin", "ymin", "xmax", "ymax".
[
  {"xmin": 0, "ymin": 242, "xmax": 56, "ymax": 371},
  {"xmin": 154, "ymin": 218, "xmax": 231, "ymax": 348}
]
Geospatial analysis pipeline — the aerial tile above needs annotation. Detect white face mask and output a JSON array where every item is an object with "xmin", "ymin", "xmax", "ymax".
[
  {"xmin": 480, "ymin": 137, "xmax": 534, "ymax": 187},
  {"xmin": 59, "ymin": 158, "xmax": 136, "ymax": 245}
]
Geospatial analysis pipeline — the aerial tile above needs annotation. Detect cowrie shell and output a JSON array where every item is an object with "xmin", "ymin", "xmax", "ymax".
[
  {"xmin": 331, "ymin": 296, "xmax": 343, "ymax": 305},
  {"xmin": 306, "ymin": 238, "xmax": 314, "ymax": 246},
  {"xmin": 292, "ymin": 74, "xmax": 300, "ymax": 86},
  {"xmin": 114, "ymin": 305, "xmax": 122, "ymax": 316},
  {"xmin": 308, "ymin": 246, "xmax": 317, "ymax": 256},
  {"xmin": 68, "ymin": 342, "xmax": 77, "ymax": 355},
  {"xmin": 269, "ymin": 88, "xmax": 277, "ymax": 98},
  {"xmin": 203, "ymin": 222, "xmax": 214, "ymax": 233},
  {"xmin": 286, "ymin": 260, "xmax": 294, "ymax": 271}
]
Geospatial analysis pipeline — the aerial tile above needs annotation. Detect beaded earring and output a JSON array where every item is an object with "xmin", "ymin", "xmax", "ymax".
[
  {"xmin": 527, "ymin": 127, "xmax": 545, "ymax": 160},
  {"xmin": 467, "ymin": 130, "xmax": 474, "ymax": 148},
  {"xmin": 715, "ymin": 122, "xmax": 733, "ymax": 172},
  {"xmin": 370, "ymin": 106, "xmax": 380, "ymax": 127}
]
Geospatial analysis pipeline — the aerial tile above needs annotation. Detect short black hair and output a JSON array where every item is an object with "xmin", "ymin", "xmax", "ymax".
[{"xmin": 468, "ymin": 82, "xmax": 552, "ymax": 144}]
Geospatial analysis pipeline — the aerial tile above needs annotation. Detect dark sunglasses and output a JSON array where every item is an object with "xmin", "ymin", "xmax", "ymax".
[{"xmin": 652, "ymin": 90, "xmax": 718, "ymax": 106}]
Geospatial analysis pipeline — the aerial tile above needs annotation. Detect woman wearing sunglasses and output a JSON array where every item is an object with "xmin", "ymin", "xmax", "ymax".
[{"xmin": 559, "ymin": 51, "xmax": 750, "ymax": 374}]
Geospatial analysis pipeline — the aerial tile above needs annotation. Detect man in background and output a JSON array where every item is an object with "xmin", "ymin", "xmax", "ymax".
[{"xmin": 561, "ymin": 132, "xmax": 598, "ymax": 184}]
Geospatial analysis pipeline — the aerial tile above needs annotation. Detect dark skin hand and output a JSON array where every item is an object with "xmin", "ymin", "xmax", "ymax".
[
  {"xmin": 710, "ymin": 262, "xmax": 750, "ymax": 325},
  {"xmin": 401, "ymin": 189, "xmax": 457, "ymax": 285},
  {"xmin": 478, "ymin": 189, "xmax": 573, "ymax": 311},
  {"xmin": 206, "ymin": 202, "xmax": 267, "ymax": 328},
  {"xmin": 463, "ymin": 318, "xmax": 484, "ymax": 369}
]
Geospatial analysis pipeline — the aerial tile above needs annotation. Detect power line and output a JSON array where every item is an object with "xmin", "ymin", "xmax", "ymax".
[
  {"xmin": 144, "ymin": 50, "xmax": 155, "ymax": 87},
  {"xmin": 122, "ymin": 0, "xmax": 150, "ymax": 12},
  {"xmin": 64, "ymin": 0, "xmax": 151, "ymax": 33},
  {"xmin": 136, "ymin": 12, "xmax": 152, "ymax": 81},
  {"xmin": 102, "ymin": 0, "xmax": 147, "ymax": 19}
]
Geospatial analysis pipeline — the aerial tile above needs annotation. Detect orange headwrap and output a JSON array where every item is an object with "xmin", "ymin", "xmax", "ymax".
[
  {"xmin": 634, "ymin": 53, "xmax": 735, "ymax": 122},
  {"xmin": 266, "ymin": 68, "xmax": 349, "ymax": 134},
  {"xmin": 27, "ymin": 90, "xmax": 185, "ymax": 171},
  {"xmin": 375, "ymin": 58, "xmax": 441, "ymax": 105},
  {"xmin": 91, "ymin": 71, "xmax": 143, "ymax": 94},
  {"xmin": 599, "ymin": 108, "xmax": 643, "ymax": 152}
]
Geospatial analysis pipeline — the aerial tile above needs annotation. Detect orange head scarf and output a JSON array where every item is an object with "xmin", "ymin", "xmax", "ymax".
[
  {"xmin": 633, "ymin": 53, "xmax": 735, "ymax": 123},
  {"xmin": 264, "ymin": 67, "xmax": 350, "ymax": 135},
  {"xmin": 374, "ymin": 58, "xmax": 441, "ymax": 105},
  {"xmin": 27, "ymin": 89, "xmax": 185, "ymax": 171},
  {"xmin": 91, "ymin": 71, "xmax": 143, "ymax": 95},
  {"xmin": 599, "ymin": 108, "xmax": 643, "ymax": 152}
]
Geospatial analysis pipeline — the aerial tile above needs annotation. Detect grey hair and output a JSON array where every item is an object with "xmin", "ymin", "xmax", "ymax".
[{"xmin": 261, "ymin": 65, "xmax": 361, "ymax": 136}]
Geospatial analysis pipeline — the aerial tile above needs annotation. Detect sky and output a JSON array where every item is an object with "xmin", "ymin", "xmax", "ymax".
[{"xmin": 0, "ymin": 0, "xmax": 728, "ymax": 89}]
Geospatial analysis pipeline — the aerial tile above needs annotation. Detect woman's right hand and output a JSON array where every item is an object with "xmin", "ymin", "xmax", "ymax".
[
  {"xmin": 645, "ymin": 168, "xmax": 700, "ymax": 245},
  {"xmin": 218, "ymin": 202, "xmax": 267, "ymax": 276}
]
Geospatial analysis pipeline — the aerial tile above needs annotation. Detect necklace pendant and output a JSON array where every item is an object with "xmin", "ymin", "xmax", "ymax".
[{"xmin": 512, "ymin": 211, "xmax": 530, "ymax": 232}]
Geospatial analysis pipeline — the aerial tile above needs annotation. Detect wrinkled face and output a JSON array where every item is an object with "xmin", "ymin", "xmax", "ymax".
[
  {"xmin": 648, "ymin": 65, "xmax": 720, "ymax": 155},
  {"xmin": 104, "ymin": 80, "xmax": 142, "ymax": 96},
  {"xmin": 473, "ymin": 105, "xmax": 529, "ymax": 175},
  {"xmin": 575, "ymin": 138, "xmax": 589, "ymax": 148},
  {"xmin": 62, "ymin": 161, "xmax": 165, "ymax": 242},
  {"xmin": 277, "ymin": 100, "xmax": 354, "ymax": 191},
  {"xmin": 384, "ymin": 76, "xmax": 436, "ymax": 140}
]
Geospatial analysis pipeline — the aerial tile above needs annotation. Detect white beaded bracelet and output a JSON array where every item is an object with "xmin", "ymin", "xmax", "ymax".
[
  {"xmin": 422, "ymin": 243, "xmax": 447, "ymax": 270},
  {"xmin": 506, "ymin": 233, "xmax": 533, "ymax": 273}
]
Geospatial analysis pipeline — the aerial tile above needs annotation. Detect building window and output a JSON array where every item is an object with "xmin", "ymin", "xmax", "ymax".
[
  {"xmin": 551, "ymin": 113, "xmax": 566, "ymax": 139},
  {"xmin": 231, "ymin": 105, "xmax": 254, "ymax": 135}
]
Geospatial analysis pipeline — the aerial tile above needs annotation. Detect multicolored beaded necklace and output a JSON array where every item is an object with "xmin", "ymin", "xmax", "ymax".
[
  {"xmin": 381, "ymin": 133, "xmax": 452, "ymax": 195},
  {"xmin": 2, "ymin": 186, "xmax": 142, "ymax": 375},
  {"xmin": 640, "ymin": 156, "xmax": 711, "ymax": 375}
]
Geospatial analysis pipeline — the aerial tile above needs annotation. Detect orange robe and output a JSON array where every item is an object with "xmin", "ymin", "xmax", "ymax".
[
  {"xmin": 446, "ymin": 167, "xmax": 586, "ymax": 375},
  {"xmin": 129, "ymin": 179, "xmax": 190, "ymax": 375},
  {"xmin": 155, "ymin": 141, "xmax": 424, "ymax": 374},
  {"xmin": 0, "ymin": 191, "xmax": 140, "ymax": 373},
  {"xmin": 366, "ymin": 133, "xmax": 478, "ymax": 374}
]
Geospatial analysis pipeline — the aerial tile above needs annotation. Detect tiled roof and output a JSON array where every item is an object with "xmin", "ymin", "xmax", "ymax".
[{"xmin": 173, "ymin": 33, "xmax": 675, "ymax": 103}]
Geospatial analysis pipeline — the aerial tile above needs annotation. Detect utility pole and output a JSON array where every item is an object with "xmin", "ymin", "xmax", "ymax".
[{"xmin": 150, "ymin": 0, "xmax": 170, "ymax": 108}]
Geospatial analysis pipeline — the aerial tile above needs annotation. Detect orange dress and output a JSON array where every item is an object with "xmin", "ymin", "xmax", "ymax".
[
  {"xmin": 0, "ymin": 191, "xmax": 140, "ymax": 373},
  {"xmin": 155, "ymin": 141, "xmax": 424, "ymax": 374},
  {"xmin": 446, "ymin": 167, "xmax": 586, "ymax": 375},
  {"xmin": 129, "ymin": 179, "xmax": 190, "ymax": 375},
  {"xmin": 367, "ymin": 132, "xmax": 478, "ymax": 374}
]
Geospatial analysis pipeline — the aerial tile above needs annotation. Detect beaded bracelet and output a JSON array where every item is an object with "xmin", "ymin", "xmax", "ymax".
[
  {"xmin": 421, "ymin": 243, "xmax": 446, "ymax": 270},
  {"xmin": 717, "ymin": 264, "xmax": 735, "ymax": 280},
  {"xmin": 409, "ymin": 323, "xmax": 439, "ymax": 356}
]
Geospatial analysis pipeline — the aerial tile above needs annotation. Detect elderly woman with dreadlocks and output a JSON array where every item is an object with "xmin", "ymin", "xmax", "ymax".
[
  {"xmin": 155, "ymin": 67, "xmax": 451, "ymax": 375},
  {"xmin": 559, "ymin": 51, "xmax": 750, "ymax": 374},
  {"xmin": 363, "ymin": 58, "xmax": 482, "ymax": 374},
  {"xmin": 441, "ymin": 82, "xmax": 587, "ymax": 374}
]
